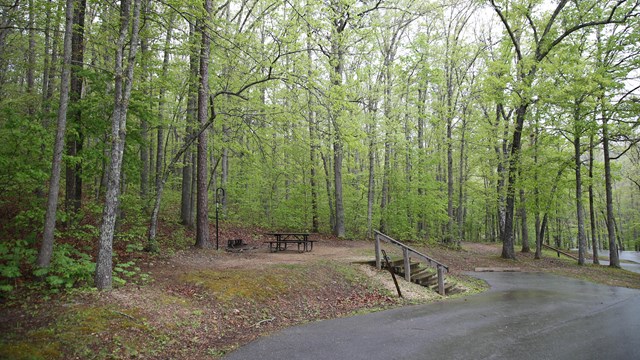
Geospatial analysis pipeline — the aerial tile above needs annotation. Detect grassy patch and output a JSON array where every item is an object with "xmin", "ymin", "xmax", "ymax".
[
  {"xmin": 553, "ymin": 264, "xmax": 640, "ymax": 289},
  {"xmin": 0, "ymin": 340, "xmax": 61, "ymax": 360},
  {"xmin": 449, "ymin": 274, "xmax": 490, "ymax": 296},
  {"xmin": 1, "ymin": 304, "xmax": 161, "ymax": 360},
  {"xmin": 180, "ymin": 268, "xmax": 301, "ymax": 302}
]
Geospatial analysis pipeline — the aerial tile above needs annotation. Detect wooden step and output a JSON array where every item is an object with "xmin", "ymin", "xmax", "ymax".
[
  {"xmin": 411, "ymin": 271, "xmax": 436, "ymax": 284},
  {"xmin": 393, "ymin": 262, "xmax": 421, "ymax": 274},
  {"xmin": 382, "ymin": 259, "xmax": 411, "ymax": 269},
  {"xmin": 446, "ymin": 284, "xmax": 463, "ymax": 295},
  {"xmin": 409, "ymin": 268, "xmax": 432, "ymax": 279},
  {"xmin": 419, "ymin": 276, "xmax": 439, "ymax": 286}
]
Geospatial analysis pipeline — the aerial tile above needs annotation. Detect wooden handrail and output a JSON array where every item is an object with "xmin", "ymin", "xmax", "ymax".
[
  {"xmin": 541, "ymin": 243, "xmax": 579, "ymax": 261},
  {"xmin": 374, "ymin": 230, "xmax": 449, "ymax": 295}
]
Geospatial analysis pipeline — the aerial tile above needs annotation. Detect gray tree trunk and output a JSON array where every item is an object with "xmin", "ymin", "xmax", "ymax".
[
  {"xmin": 144, "ymin": 12, "xmax": 174, "ymax": 252},
  {"xmin": 95, "ymin": 0, "xmax": 142, "ymax": 290},
  {"xmin": 139, "ymin": 2, "xmax": 150, "ymax": 200},
  {"xmin": 195, "ymin": 0, "xmax": 212, "ymax": 248},
  {"xmin": 26, "ymin": 0, "xmax": 35, "ymax": 114},
  {"xmin": 520, "ymin": 189, "xmax": 530, "ymax": 253},
  {"xmin": 589, "ymin": 133, "xmax": 599, "ymax": 264},
  {"xmin": 602, "ymin": 113, "xmax": 620, "ymax": 268},
  {"xmin": 307, "ymin": 36, "xmax": 319, "ymax": 233},
  {"xmin": 501, "ymin": 103, "xmax": 528, "ymax": 260},
  {"xmin": 574, "ymin": 114, "xmax": 586, "ymax": 265},
  {"xmin": 181, "ymin": 22, "xmax": 198, "ymax": 227},
  {"xmin": 37, "ymin": 0, "xmax": 75, "ymax": 269},
  {"xmin": 321, "ymin": 152, "xmax": 335, "ymax": 230},
  {"xmin": 65, "ymin": 0, "xmax": 86, "ymax": 216},
  {"xmin": 379, "ymin": 134, "xmax": 390, "ymax": 234},
  {"xmin": 458, "ymin": 114, "xmax": 468, "ymax": 247}
]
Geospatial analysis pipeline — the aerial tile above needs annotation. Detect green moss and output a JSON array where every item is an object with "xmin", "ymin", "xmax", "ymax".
[
  {"xmin": 1, "ymin": 305, "xmax": 156, "ymax": 360},
  {"xmin": 157, "ymin": 293, "xmax": 190, "ymax": 306},
  {"xmin": 180, "ymin": 269, "xmax": 296, "ymax": 302},
  {"xmin": 0, "ymin": 340, "xmax": 61, "ymax": 360},
  {"xmin": 330, "ymin": 262, "xmax": 367, "ymax": 284}
]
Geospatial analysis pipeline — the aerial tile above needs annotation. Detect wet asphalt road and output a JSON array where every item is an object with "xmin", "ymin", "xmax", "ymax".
[
  {"xmin": 598, "ymin": 251, "xmax": 640, "ymax": 274},
  {"xmin": 224, "ymin": 272, "xmax": 640, "ymax": 360}
]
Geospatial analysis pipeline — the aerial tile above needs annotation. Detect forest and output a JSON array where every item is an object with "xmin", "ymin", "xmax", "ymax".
[{"xmin": 0, "ymin": 0, "xmax": 639, "ymax": 292}]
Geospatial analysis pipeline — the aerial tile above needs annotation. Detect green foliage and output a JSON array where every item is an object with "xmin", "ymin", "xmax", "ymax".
[
  {"xmin": 0, "ymin": 235, "xmax": 38, "ymax": 293},
  {"xmin": 32, "ymin": 244, "xmax": 96, "ymax": 291}
]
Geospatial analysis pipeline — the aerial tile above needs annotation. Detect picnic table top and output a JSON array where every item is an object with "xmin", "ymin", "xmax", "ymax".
[{"xmin": 264, "ymin": 232, "xmax": 312, "ymax": 236}]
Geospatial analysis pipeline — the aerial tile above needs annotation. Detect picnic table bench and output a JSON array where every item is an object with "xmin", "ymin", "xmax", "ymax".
[{"xmin": 264, "ymin": 233, "xmax": 315, "ymax": 253}]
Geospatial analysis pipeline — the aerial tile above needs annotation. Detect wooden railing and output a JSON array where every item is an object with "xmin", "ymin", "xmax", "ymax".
[
  {"xmin": 374, "ymin": 230, "xmax": 449, "ymax": 295},
  {"xmin": 541, "ymin": 243, "xmax": 579, "ymax": 261}
]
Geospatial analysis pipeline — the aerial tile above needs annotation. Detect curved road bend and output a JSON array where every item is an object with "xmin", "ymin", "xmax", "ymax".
[
  {"xmin": 598, "ymin": 251, "xmax": 640, "ymax": 274},
  {"xmin": 224, "ymin": 272, "xmax": 640, "ymax": 360}
]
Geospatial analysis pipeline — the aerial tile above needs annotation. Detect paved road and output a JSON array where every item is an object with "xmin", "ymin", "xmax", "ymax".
[
  {"xmin": 224, "ymin": 272, "xmax": 640, "ymax": 360},
  {"xmin": 597, "ymin": 251, "xmax": 640, "ymax": 274}
]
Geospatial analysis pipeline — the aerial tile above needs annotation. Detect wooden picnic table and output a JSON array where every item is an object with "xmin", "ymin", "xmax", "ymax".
[{"xmin": 263, "ymin": 232, "xmax": 315, "ymax": 253}]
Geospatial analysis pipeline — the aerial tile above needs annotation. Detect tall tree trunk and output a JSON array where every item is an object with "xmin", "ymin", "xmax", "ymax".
[
  {"xmin": 379, "ymin": 133, "xmax": 390, "ymax": 234},
  {"xmin": 37, "ymin": 0, "xmax": 74, "ymax": 269},
  {"xmin": 457, "ymin": 114, "xmax": 468, "ymax": 247},
  {"xmin": 139, "ymin": 2, "xmax": 150, "ymax": 200},
  {"xmin": 446, "ymin": 83, "xmax": 454, "ymax": 243},
  {"xmin": 42, "ymin": 0, "xmax": 63, "ymax": 123},
  {"xmin": 367, "ymin": 119, "xmax": 375, "ymax": 238},
  {"xmin": 330, "ymin": 68, "xmax": 345, "ymax": 237},
  {"xmin": 41, "ymin": 0, "xmax": 52, "ymax": 113},
  {"xmin": 602, "ymin": 112, "xmax": 620, "ymax": 268},
  {"xmin": 520, "ymin": 188, "xmax": 530, "ymax": 253},
  {"xmin": 494, "ymin": 104, "xmax": 509, "ymax": 242},
  {"xmin": 181, "ymin": 23, "xmax": 198, "ymax": 227},
  {"xmin": 309, "ymin": 109, "xmax": 319, "ymax": 233},
  {"xmin": 321, "ymin": 152, "xmax": 335, "ymax": 230},
  {"xmin": 195, "ymin": 0, "xmax": 212, "ymax": 248},
  {"xmin": 221, "ymin": 127, "xmax": 229, "ymax": 213},
  {"xmin": 26, "ymin": 0, "xmax": 35, "ymax": 115},
  {"xmin": 329, "ymin": 1, "xmax": 346, "ymax": 238},
  {"xmin": 533, "ymin": 114, "xmax": 542, "ymax": 259},
  {"xmin": 95, "ymin": 0, "xmax": 142, "ymax": 290},
  {"xmin": 574, "ymin": 127, "xmax": 586, "ymax": 265},
  {"xmin": 417, "ymin": 88, "xmax": 427, "ymax": 236},
  {"xmin": 307, "ymin": 35, "xmax": 319, "ymax": 233},
  {"xmin": 155, "ymin": 12, "xmax": 174, "ymax": 199},
  {"xmin": 502, "ymin": 103, "xmax": 528, "ymax": 259},
  {"xmin": 588, "ymin": 133, "xmax": 599, "ymax": 264},
  {"xmin": 65, "ymin": 0, "xmax": 87, "ymax": 216},
  {"xmin": 144, "ymin": 12, "xmax": 174, "ymax": 252}
]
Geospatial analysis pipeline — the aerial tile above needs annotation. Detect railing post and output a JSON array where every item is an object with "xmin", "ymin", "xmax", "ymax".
[
  {"xmin": 375, "ymin": 233, "xmax": 381, "ymax": 270},
  {"xmin": 403, "ymin": 247, "xmax": 410, "ymax": 282},
  {"xmin": 437, "ymin": 265, "xmax": 445, "ymax": 296}
]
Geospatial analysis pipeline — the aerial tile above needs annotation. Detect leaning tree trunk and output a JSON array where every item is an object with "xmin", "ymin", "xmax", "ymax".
[
  {"xmin": 95, "ymin": 0, "xmax": 142, "ymax": 290},
  {"xmin": 194, "ymin": 0, "xmax": 213, "ymax": 248},
  {"xmin": 37, "ymin": 0, "xmax": 74, "ymax": 269}
]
